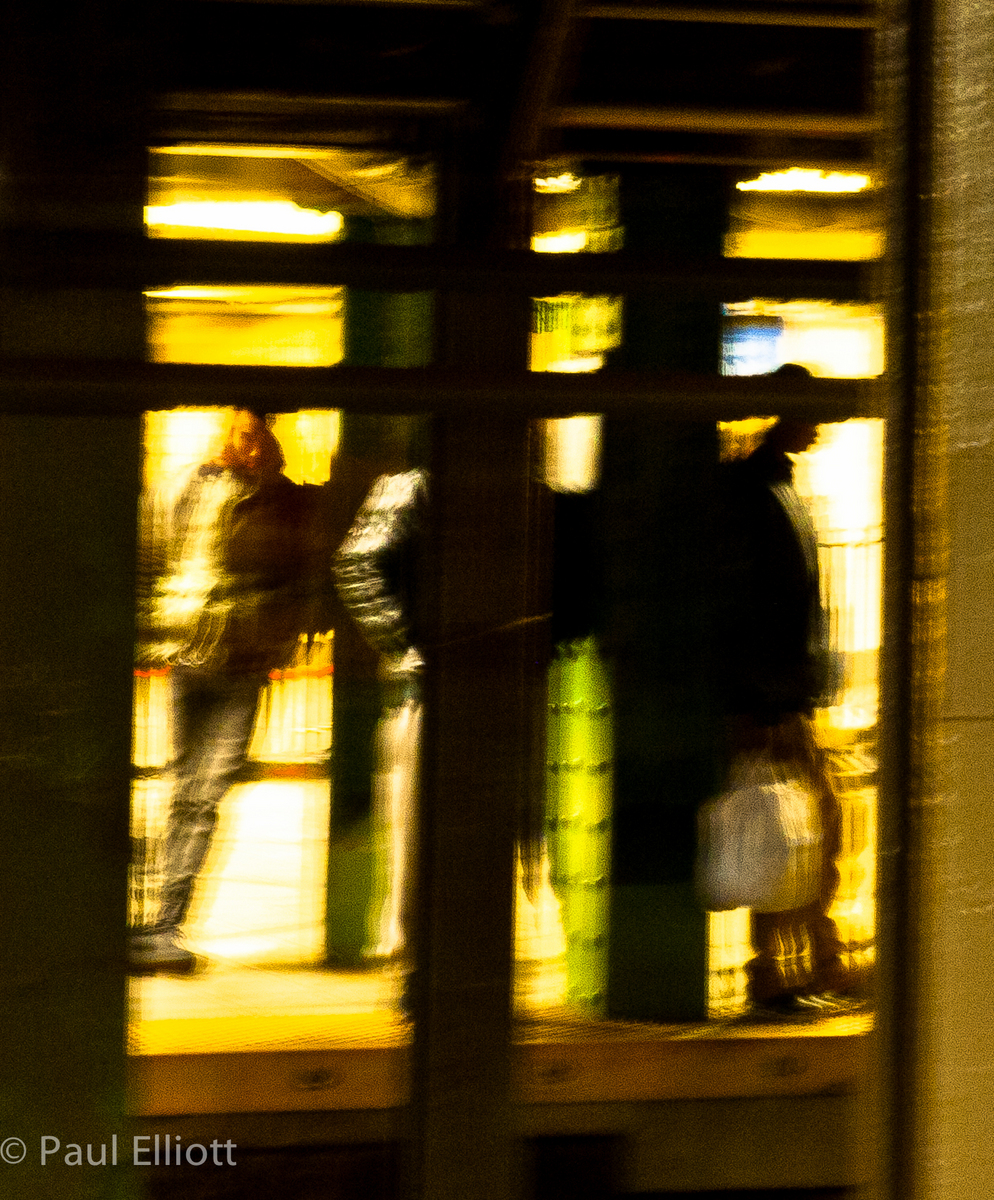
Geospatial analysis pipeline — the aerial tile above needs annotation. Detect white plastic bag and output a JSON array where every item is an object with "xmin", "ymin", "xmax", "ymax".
[{"xmin": 695, "ymin": 754, "xmax": 822, "ymax": 913}]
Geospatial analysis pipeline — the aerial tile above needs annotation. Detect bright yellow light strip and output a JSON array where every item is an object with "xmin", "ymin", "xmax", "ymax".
[
  {"xmin": 143, "ymin": 285, "xmax": 340, "ymax": 304},
  {"xmin": 154, "ymin": 144, "xmax": 339, "ymax": 159},
  {"xmin": 532, "ymin": 231, "xmax": 588, "ymax": 253},
  {"xmin": 145, "ymin": 201, "xmax": 343, "ymax": 238},
  {"xmin": 736, "ymin": 168, "xmax": 871, "ymax": 193}
]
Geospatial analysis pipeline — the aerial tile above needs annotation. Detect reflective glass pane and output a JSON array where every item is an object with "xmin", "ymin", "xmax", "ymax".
[
  {"xmin": 518, "ymin": 163, "xmax": 881, "ymax": 1031},
  {"xmin": 129, "ymin": 407, "xmax": 426, "ymax": 1093},
  {"xmin": 131, "ymin": 144, "xmax": 434, "ymax": 1095}
]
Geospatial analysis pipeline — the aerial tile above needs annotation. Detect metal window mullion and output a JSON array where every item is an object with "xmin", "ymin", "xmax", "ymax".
[{"xmin": 0, "ymin": 359, "xmax": 882, "ymax": 420}]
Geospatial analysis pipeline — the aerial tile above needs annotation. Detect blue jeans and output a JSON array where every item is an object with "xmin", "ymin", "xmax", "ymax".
[{"xmin": 153, "ymin": 665, "xmax": 265, "ymax": 931}]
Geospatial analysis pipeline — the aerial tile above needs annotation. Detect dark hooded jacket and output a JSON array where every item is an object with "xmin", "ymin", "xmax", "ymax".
[{"xmin": 718, "ymin": 441, "xmax": 829, "ymax": 723}]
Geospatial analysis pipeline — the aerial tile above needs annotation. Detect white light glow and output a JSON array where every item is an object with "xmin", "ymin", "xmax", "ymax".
[
  {"xmin": 544, "ymin": 414, "xmax": 603, "ymax": 493},
  {"xmin": 544, "ymin": 355, "xmax": 604, "ymax": 373},
  {"xmin": 736, "ymin": 168, "xmax": 871, "ymax": 194},
  {"xmin": 534, "ymin": 173, "xmax": 583, "ymax": 194},
  {"xmin": 145, "ymin": 201, "xmax": 343, "ymax": 239},
  {"xmin": 532, "ymin": 231, "xmax": 588, "ymax": 253},
  {"xmin": 143, "ymin": 286, "xmax": 341, "ymax": 307},
  {"xmin": 144, "ymin": 287, "xmax": 242, "ymax": 301}
]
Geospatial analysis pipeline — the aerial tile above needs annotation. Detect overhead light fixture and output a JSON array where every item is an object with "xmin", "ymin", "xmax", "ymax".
[
  {"xmin": 736, "ymin": 168, "xmax": 871, "ymax": 194},
  {"xmin": 145, "ymin": 201, "xmax": 344, "ymax": 239},
  {"xmin": 143, "ymin": 285, "xmax": 342, "ymax": 308},
  {"xmin": 154, "ymin": 144, "xmax": 338, "ymax": 159}
]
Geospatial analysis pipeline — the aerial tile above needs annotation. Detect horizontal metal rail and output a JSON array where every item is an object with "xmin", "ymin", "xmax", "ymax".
[
  {"xmin": 580, "ymin": 4, "xmax": 877, "ymax": 29},
  {"xmin": 554, "ymin": 104, "xmax": 878, "ymax": 136},
  {"xmin": 1, "ymin": 234, "xmax": 872, "ymax": 298},
  {"xmin": 0, "ymin": 359, "xmax": 882, "ymax": 418}
]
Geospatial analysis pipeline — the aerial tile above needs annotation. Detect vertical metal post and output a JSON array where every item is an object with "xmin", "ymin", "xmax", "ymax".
[
  {"xmin": 600, "ymin": 167, "xmax": 727, "ymax": 1021},
  {"xmin": 876, "ymin": 0, "xmax": 994, "ymax": 1195},
  {"xmin": 875, "ymin": 0, "xmax": 932, "ymax": 1189},
  {"xmin": 406, "ymin": 291, "xmax": 538, "ymax": 1200},
  {"xmin": 0, "ymin": 9, "xmax": 145, "ymax": 1197}
]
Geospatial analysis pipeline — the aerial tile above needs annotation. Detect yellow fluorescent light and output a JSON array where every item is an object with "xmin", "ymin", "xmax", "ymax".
[
  {"xmin": 154, "ymin": 144, "xmax": 339, "ymax": 159},
  {"xmin": 532, "ymin": 231, "xmax": 588, "ymax": 253},
  {"xmin": 145, "ymin": 201, "xmax": 343, "ymax": 238},
  {"xmin": 725, "ymin": 229, "xmax": 883, "ymax": 261},
  {"xmin": 143, "ymin": 286, "xmax": 341, "ymax": 305},
  {"xmin": 736, "ymin": 168, "xmax": 871, "ymax": 193}
]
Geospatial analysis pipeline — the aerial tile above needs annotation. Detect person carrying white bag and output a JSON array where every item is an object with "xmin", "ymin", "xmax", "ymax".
[{"xmin": 706, "ymin": 366, "xmax": 855, "ymax": 1013}]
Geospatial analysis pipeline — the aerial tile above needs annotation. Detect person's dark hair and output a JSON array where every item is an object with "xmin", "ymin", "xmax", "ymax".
[{"xmin": 212, "ymin": 409, "xmax": 286, "ymax": 475}]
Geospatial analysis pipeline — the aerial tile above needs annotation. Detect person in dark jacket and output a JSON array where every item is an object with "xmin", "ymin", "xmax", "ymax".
[
  {"xmin": 720, "ymin": 415, "xmax": 827, "ymax": 724},
  {"xmin": 719, "ymin": 368, "xmax": 851, "ymax": 1011},
  {"xmin": 130, "ymin": 410, "xmax": 321, "ymax": 974}
]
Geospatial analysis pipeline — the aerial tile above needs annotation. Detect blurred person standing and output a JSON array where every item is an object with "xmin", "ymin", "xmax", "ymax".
[
  {"xmin": 130, "ymin": 409, "xmax": 323, "ymax": 974},
  {"xmin": 719, "ymin": 365, "xmax": 853, "ymax": 1012},
  {"xmin": 334, "ymin": 468, "xmax": 428, "ymax": 965}
]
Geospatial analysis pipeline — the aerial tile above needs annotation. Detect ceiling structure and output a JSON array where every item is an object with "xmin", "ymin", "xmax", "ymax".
[
  {"xmin": 136, "ymin": 0, "xmax": 880, "ymax": 420},
  {"xmin": 151, "ymin": 0, "xmax": 876, "ymax": 208},
  {"xmin": 0, "ymin": 1, "xmax": 880, "ymax": 416}
]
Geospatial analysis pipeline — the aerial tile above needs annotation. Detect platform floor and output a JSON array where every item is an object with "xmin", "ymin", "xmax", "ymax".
[
  {"xmin": 128, "ymin": 776, "xmax": 871, "ymax": 1119},
  {"xmin": 128, "ymin": 956, "xmax": 871, "ymax": 1118}
]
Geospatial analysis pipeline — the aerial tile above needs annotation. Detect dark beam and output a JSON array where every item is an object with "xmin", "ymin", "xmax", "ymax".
[
  {"xmin": 0, "ymin": 359, "xmax": 883, "ymax": 419},
  {"xmin": 579, "ymin": 4, "xmax": 878, "ymax": 29},
  {"xmin": 143, "ymin": 244, "xmax": 872, "ymax": 301},
  {"xmin": 2, "ymin": 233, "xmax": 872, "ymax": 299},
  {"xmin": 157, "ymin": 91, "xmax": 470, "ymax": 117},
  {"xmin": 554, "ymin": 104, "xmax": 878, "ymax": 137},
  {"xmin": 499, "ymin": 0, "xmax": 578, "ymax": 248},
  {"xmin": 502, "ymin": 0, "xmax": 578, "ymax": 177}
]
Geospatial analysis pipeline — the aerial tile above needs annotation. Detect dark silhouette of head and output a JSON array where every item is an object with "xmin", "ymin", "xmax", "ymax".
[{"xmin": 764, "ymin": 364, "xmax": 819, "ymax": 454}]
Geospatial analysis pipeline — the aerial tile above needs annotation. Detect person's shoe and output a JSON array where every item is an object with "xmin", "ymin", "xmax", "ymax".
[
  {"xmin": 742, "ymin": 989, "xmax": 826, "ymax": 1022},
  {"xmin": 128, "ymin": 928, "xmax": 197, "ymax": 976},
  {"xmin": 810, "ymin": 959, "xmax": 874, "ymax": 1002},
  {"xmin": 748, "ymin": 989, "xmax": 867, "ymax": 1023},
  {"xmin": 753, "ymin": 991, "xmax": 811, "ymax": 1018},
  {"xmin": 796, "ymin": 989, "xmax": 870, "ymax": 1015}
]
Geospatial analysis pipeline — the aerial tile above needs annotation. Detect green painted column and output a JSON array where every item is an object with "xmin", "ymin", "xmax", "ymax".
[
  {"xmin": 341, "ymin": 213, "xmax": 434, "ymax": 371},
  {"xmin": 324, "ymin": 206, "xmax": 433, "ymax": 962},
  {"xmin": 546, "ymin": 638, "xmax": 613, "ymax": 1016},
  {"xmin": 597, "ymin": 166, "xmax": 728, "ymax": 1021},
  {"xmin": 600, "ymin": 419, "xmax": 723, "ymax": 1021}
]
